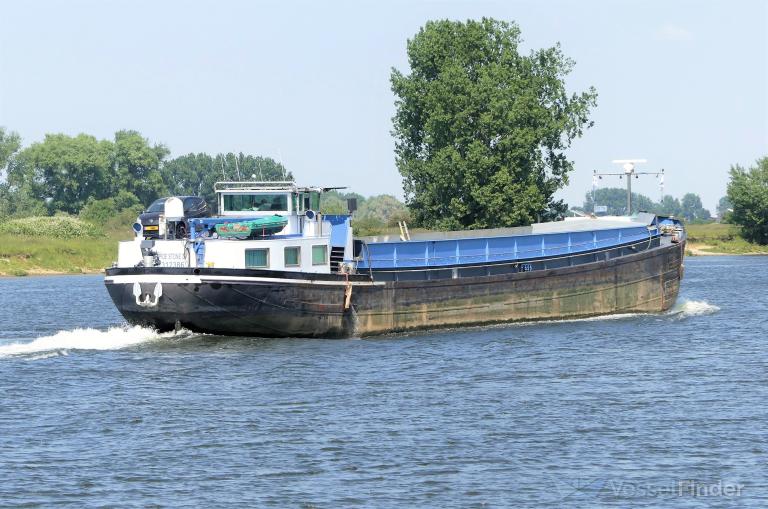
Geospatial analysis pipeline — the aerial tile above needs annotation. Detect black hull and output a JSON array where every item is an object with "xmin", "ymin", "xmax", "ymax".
[
  {"xmin": 105, "ymin": 238, "xmax": 685, "ymax": 338},
  {"xmin": 105, "ymin": 271, "xmax": 360, "ymax": 338}
]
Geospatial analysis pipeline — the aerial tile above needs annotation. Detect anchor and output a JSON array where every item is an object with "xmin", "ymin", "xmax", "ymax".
[{"xmin": 133, "ymin": 281, "xmax": 163, "ymax": 307}]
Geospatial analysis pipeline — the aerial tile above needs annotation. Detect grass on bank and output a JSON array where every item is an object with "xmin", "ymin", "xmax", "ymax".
[
  {"xmin": 0, "ymin": 214, "xmax": 134, "ymax": 277},
  {"xmin": 685, "ymin": 223, "xmax": 768, "ymax": 255},
  {"xmin": 0, "ymin": 234, "xmax": 122, "ymax": 276}
]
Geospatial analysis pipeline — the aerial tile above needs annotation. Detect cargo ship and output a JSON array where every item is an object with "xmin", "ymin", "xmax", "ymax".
[{"xmin": 104, "ymin": 181, "xmax": 686, "ymax": 337}]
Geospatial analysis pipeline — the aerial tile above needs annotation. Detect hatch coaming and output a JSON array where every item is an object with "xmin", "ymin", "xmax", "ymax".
[{"xmin": 356, "ymin": 216, "xmax": 662, "ymax": 270}]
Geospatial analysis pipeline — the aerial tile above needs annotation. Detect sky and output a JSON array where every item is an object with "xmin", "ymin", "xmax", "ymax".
[{"xmin": 1, "ymin": 0, "xmax": 766, "ymax": 212}]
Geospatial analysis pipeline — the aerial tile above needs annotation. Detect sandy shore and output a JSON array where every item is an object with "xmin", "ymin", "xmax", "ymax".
[{"xmin": 686, "ymin": 242, "xmax": 768, "ymax": 256}]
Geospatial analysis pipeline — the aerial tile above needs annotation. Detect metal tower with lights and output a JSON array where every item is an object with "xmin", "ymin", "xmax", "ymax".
[{"xmin": 592, "ymin": 159, "xmax": 665, "ymax": 215}]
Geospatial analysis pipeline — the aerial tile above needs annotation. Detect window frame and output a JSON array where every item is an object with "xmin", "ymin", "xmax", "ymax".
[
  {"xmin": 312, "ymin": 245, "xmax": 328, "ymax": 265},
  {"xmin": 245, "ymin": 248, "xmax": 270, "ymax": 268},
  {"xmin": 284, "ymin": 246, "xmax": 301, "ymax": 267}
]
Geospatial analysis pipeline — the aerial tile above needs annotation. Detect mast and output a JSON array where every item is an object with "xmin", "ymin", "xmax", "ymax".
[{"xmin": 592, "ymin": 159, "xmax": 664, "ymax": 215}]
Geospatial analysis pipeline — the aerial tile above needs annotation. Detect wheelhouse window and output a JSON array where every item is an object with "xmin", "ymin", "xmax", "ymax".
[
  {"xmin": 245, "ymin": 248, "xmax": 269, "ymax": 268},
  {"xmin": 284, "ymin": 246, "xmax": 301, "ymax": 267},
  {"xmin": 312, "ymin": 245, "xmax": 328, "ymax": 265},
  {"xmin": 296, "ymin": 192, "xmax": 321, "ymax": 212},
  {"xmin": 223, "ymin": 193, "xmax": 289, "ymax": 213}
]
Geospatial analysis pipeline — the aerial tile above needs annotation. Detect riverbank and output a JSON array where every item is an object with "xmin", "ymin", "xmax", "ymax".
[
  {"xmin": 0, "ymin": 234, "xmax": 122, "ymax": 277},
  {"xmin": 685, "ymin": 223, "xmax": 768, "ymax": 256}
]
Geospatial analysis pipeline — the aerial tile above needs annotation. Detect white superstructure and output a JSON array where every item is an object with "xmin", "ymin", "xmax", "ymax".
[{"xmin": 116, "ymin": 182, "xmax": 354, "ymax": 273}]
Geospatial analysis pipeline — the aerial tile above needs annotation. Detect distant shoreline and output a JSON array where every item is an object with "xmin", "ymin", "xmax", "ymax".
[
  {"xmin": 0, "ymin": 269, "xmax": 104, "ymax": 278},
  {"xmin": 685, "ymin": 245, "xmax": 768, "ymax": 256},
  {"xmin": 685, "ymin": 241, "xmax": 768, "ymax": 256}
]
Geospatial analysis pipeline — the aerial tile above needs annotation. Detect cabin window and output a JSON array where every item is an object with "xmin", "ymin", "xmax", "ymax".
[
  {"xmin": 284, "ymin": 246, "xmax": 301, "ymax": 267},
  {"xmin": 224, "ymin": 193, "xmax": 289, "ymax": 212},
  {"xmin": 293, "ymin": 193, "xmax": 301, "ymax": 213},
  {"xmin": 309, "ymin": 192, "xmax": 320, "ymax": 211},
  {"xmin": 312, "ymin": 245, "xmax": 328, "ymax": 265},
  {"xmin": 300, "ymin": 192, "xmax": 321, "ymax": 211},
  {"xmin": 245, "ymin": 248, "xmax": 269, "ymax": 268}
]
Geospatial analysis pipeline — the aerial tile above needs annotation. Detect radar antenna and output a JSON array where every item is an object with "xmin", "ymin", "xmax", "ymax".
[{"xmin": 592, "ymin": 159, "xmax": 665, "ymax": 215}]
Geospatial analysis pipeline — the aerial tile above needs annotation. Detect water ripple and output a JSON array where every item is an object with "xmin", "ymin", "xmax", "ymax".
[{"xmin": 0, "ymin": 260, "xmax": 765, "ymax": 507}]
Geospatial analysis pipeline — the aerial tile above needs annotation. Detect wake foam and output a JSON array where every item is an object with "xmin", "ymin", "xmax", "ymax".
[
  {"xmin": 668, "ymin": 299, "xmax": 720, "ymax": 319},
  {"xmin": 0, "ymin": 325, "xmax": 181, "ymax": 358}
]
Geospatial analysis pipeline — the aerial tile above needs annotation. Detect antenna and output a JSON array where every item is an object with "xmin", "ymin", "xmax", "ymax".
[
  {"xmin": 592, "ymin": 159, "xmax": 664, "ymax": 215},
  {"xmin": 278, "ymin": 149, "xmax": 286, "ymax": 180},
  {"xmin": 659, "ymin": 169, "xmax": 665, "ymax": 203},
  {"xmin": 234, "ymin": 153, "xmax": 242, "ymax": 181},
  {"xmin": 257, "ymin": 159, "xmax": 264, "ymax": 180},
  {"xmin": 591, "ymin": 171, "xmax": 599, "ymax": 210}
]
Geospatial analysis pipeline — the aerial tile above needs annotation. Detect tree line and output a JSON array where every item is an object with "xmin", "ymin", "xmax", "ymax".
[
  {"xmin": 0, "ymin": 127, "xmax": 289, "ymax": 219},
  {"xmin": 319, "ymin": 190, "xmax": 410, "ymax": 235},
  {"xmin": 1, "ymin": 127, "xmax": 765, "ymax": 242},
  {"xmin": 0, "ymin": 127, "xmax": 410, "ymax": 234},
  {"xmin": 727, "ymin": 157, "xmax": 768, "ymax": 244},
  {"xmin": 581, "ymin": 189, "xmax": 714, "ymax": 223}
]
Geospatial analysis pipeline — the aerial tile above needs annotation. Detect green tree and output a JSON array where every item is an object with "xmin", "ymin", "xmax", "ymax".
[
  {"xmin": 656, "ymin": 195, "xmax": 682, "ymax": 217},
  {"xmin": 352, "ymin": 216, "xmax": 387, "ymax": 236},
  {"xmin": 112, "ymin": 130, "xmax": 169, "ymax": 205},
  {"xmin": 727, "ymin": 157, "xmax": 768, "ymax": 244},
  {"xmin": 680, "ymin": 193, "xmax": 711, "ymax": 223},
  {"xmin": 0, "ymin": 127, "xmax": 21, "ymax": 172},
  {"xmin": 6, "ymin": 130, "xmax": 169, "ymax": 214},
  {"xmin": 716, "ymin": 196, "xmax": 732, "ymax": 221},
  {"xmin": 0, "ymin": 127, "xmax": 24, "ymax": 217},
  {"xmin": 582, "ymin": 188, "xmax": 699, "ymax": 218},
  {"xmin": 8, "ymin": 133, "xmax": 114, "ymax": 214},
  {"xmin": 161, "ymin": 153, "xmax": 219, "ymax": 205},
  {"xmin": 319, "ymin": 193, "xmax": 348, "ymax": 214},
  {"xmin": 357, "ymin": 195, "xmax": 410, "ymax": 226},
  {"xmin": 320, "ymin": 190, "xmax": 367, "ymax": 215},
  {"xmin": 0, "ymin": 183, "xmax": 47, "ymax": 218},
  {"xmin": 391, "ymin": 18, "xmax": 597, "ymax": 230},
  {"xmin": 225, "ymin": 153, "xmax": 290, "ymax": 183},
  {"xmin": 80, "ymin": 190, "xmax": 142, "ymax": 225},
  {"xmin": 161, "ymin": 152, "xmax": 291, "ymax": 208},
  {"xmin": 583, "ymin": 188, "xmax": 656, "ymax": 215}
]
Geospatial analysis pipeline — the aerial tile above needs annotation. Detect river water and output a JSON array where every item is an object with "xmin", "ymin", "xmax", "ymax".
[{"xmin": 0, "ymin": 256, "xmax": 765, "ymax": 508}]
